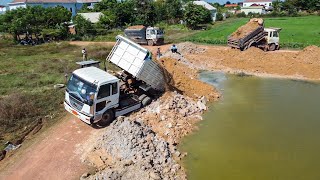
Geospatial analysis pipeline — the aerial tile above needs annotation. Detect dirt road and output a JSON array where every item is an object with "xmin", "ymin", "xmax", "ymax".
[{"xmin": 0, "ymin": 114, "xmax": 96, "ymax": 180}]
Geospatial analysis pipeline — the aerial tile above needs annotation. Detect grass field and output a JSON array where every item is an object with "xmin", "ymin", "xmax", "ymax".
[
  {"xmin": 0, "ymin": 41, "xmax": 112, "ymax": 150},
  {"xmin": 186, "ymin": 16, "xmax": 320, "ymax": 48}
]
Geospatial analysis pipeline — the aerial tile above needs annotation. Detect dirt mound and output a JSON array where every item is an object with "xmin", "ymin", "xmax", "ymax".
[
  {"xmin": 177, "ymin": 42, "xmax": 206, "ymax": 54},
  {"xmin": 82, "ymin": 117, "xmax": 185, "ymax": 180},
  {"xmin": 159, "ymin": 57, "xmax": 218, "ymax": 100},
  {"xmin": 126, "ymin": 25, "xmax": 145, "ymax": 29},
  {"xmin": 230, "ymin": 18, "xmax": 263, "ymax": 39},
  {"xmin": 296, "ymin": 45, "xmax": 320, "ymax": 64},
  {"xmin": 301, "ymin": 45, "xmax": 320, "ymax": 53}
]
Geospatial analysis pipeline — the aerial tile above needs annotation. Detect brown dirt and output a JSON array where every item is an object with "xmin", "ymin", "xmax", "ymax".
[
  {"xmin": 183, "ymin": 45, "xmax": 320, "ymax": 81},
  {"xmin": 69, "ymin": 41, "xmax": 115, "ymax": 47},
  {"xmin": 0, "ymin": 114, "xmax": 95, "ymax": 180},
  {"xmin": 159, "ymin": 57, "xmax": 218, "ymax": 100},
  {"xmin": 126, "ymin": 25, "xmax": 145, "ymax": 29},
  {"xmin": 230, "ymin": 18, "xmax": 262, "ymax": 39}
]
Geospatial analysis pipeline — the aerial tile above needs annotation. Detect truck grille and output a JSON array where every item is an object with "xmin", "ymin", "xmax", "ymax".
[{"xmin": 69, "ymin": 95, "xmax": 84, "ymax": 111}]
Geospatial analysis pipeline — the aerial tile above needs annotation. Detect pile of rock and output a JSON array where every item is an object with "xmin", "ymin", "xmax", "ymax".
[
  {"xmin": 164, "ymin": 93, "xmax": 207, "ymax": 116},
  {"xmin": 145, "ymin": 92, "xmax": 206, "ymax": 118},
  {"xmin": 83, "ymin": 117, "xmax": 185, "ymax": 180},
  {"xmin": 177, "ymin": 42, "xmax": 206, "ymax": 54}
]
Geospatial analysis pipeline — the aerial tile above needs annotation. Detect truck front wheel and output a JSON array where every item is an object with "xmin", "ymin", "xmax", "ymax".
[
  {"xmin": 141, "ymin": 96, "xmax": 152, "ymax": 107},
  {"xmin": 97, "ymin": 110, "xmax": 114, "ymax": 127},
  {"xmin": 269, "ymin": 44, "xmax": 276, "ymax": 51},
  {"xmin": 147, "ymin": 40, "xmax": 154, "ymax": 46}
]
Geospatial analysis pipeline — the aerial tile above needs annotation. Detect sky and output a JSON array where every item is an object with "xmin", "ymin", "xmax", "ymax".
[{"xmin": 205, "ymin": 0, "xmax": 242, "ymax": 4}]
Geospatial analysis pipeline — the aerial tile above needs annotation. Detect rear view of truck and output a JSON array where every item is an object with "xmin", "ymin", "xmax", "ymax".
[
  {"xmin": 227, "ymin": 18, "xmax": 281, "ymax": 51},
  {"xmin": 227, "ymin": 18, "xmax": 265, "ymax": 51},
  {"xmin": 124, "ymin": 26, "xmax": 164, "ymax": 46}
]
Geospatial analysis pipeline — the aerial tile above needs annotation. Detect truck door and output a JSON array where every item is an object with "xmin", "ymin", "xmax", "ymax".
[
  {"xmin": 146, "ymin": 29, "xmax": 152, "ymax": 40},
  {"xmin": 95, "ymin": 82, "xmax": 119, "ymax": 115},
  {"xmin": 271, "ymin": 31, "xmax": 279, "ymax": 45}
]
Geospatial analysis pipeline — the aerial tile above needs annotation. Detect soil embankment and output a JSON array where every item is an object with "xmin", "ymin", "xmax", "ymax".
[{"xmin": 174, "ymin": 43, "xmax": 320, "ymax": 81}]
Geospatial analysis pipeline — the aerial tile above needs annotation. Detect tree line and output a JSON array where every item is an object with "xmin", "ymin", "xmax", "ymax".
[
  {"xmin": 0, "ymin": 0, "xmax": 213, "ymax": 41},
  {"xmin": 0, "ymin": 6, "xmax": 71, "ymax": 42},
  {"xmin": 78, "ymin": 0, "xmax": 211, "ymax": 30}
]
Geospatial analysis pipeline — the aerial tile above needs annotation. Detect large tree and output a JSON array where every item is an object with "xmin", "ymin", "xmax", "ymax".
[
  {"xmin": 131, "ymin": 0, "xmax": 156, "ymax": 26},
  {"xmin": 184, "ymin": 4, "xmax": 212, "ymax": 29},
  {"xmin": 165, "ymin": 0, "xmax": 183, "ymax": 24},
  {"xmin": 72, "ymin": 15, "xmax": 96, "ymax": 36}
]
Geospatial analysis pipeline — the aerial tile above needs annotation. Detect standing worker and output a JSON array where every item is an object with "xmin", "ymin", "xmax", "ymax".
[
  {"xmin": 156, "ymin": 47, "xmax": 161, "ymax": 59},
  {"xmin": 82, "ymin": 48, "xmax": 87, "ymax": 61}
]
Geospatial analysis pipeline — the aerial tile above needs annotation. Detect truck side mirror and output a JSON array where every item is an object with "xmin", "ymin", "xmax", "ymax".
[{"xmin": 88, "ymin": 92, "xmax": 95, "ymax": 106}]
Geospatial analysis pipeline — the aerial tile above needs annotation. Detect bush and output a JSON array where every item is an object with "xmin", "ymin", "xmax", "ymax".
[
  {"xmin": 184, "ymin": 4, "xmax": 212, "ymax": 29},
  {"xmin": 216, "ymin": 13, "xmax": 223, "ymax": 21},
  {"xmin": 236, "ymin": 12, "xmax": 246, "ymax": 18},
  {"xmin": 0, "ymin": 92, "xmax": 39, "ymax": 123}
]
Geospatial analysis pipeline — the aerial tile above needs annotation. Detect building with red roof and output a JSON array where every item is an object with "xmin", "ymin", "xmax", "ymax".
[{"xmin": 243, "ymin": 0, "xmax": 272, "ymax": 9}]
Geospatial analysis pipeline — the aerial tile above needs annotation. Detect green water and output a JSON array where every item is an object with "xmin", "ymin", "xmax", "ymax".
[{"xmin": 181, "ymin": 72, "xmax": 320, "ymax": 180}]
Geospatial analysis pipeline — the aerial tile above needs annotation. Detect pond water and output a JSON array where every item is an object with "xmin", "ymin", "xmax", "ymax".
[{"xmin": 180, "ymin": 71, "xmax": 320, "ymax": 180}]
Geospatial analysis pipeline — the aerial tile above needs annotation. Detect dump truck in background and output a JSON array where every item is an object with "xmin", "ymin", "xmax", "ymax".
[
  {"xmin": 227, "ymin": 18, "xmax": 281, "ymax": 51},
  {"xmin": 64, "ymin": 35, "xmax": 165, "ymax": 127},
  {"xmin": 124, "ymin": 25, "xmax": 164, "ymax": 46}
]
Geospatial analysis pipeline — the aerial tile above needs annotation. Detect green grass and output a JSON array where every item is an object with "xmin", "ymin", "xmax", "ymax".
[
  {"xmin": 91, "ymin": 24, "xmax": 199, "ymax": 44},
  {"xmin": 0, "ymin": 41, "xmax": 112, "ymax": 150},
  {"xmin": 186, "ymin": 16, "xmax": 320, "ymax": 49}
]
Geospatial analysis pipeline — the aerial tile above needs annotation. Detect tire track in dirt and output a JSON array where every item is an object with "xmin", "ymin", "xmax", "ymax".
[{"xmin": 0, "ymin": 114, "xmax": 96, "ymax": 180}]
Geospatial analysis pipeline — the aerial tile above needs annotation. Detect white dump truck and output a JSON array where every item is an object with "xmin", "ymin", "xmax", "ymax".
[
  {"xmin": 124, "ymin": 25, "xmax": 164, "ymax": 46},
  {"xmin": 227, "ymin": 19, "xmax": 281, "ymax": 51},
  {"xmin": 64, "ymin": 35, "xmax": 165, "ymax": 126}
]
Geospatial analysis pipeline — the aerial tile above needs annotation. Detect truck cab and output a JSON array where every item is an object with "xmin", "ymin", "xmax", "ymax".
[
  {"xmin": 264, "ymin": 28, "xmax": 281, "ymax": 50},
  {"xmin": 145, "ymin": 27, "xmax": 164, "ymax": 46},
  {"xmin": 64, "ymin": 67, "xmax": 120, "ymax": 125},
  {"xmin": 65, "ymin": 35, "xmax": 164, "ymax": 127}
]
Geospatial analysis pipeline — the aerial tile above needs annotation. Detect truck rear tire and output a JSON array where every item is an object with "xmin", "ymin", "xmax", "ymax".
[
  {"xmin": 97, "ymin": 110, "xmax": 114, "ymax": 127},
  {"xmin": 138, "ymin": 94, "xmax": 147, "ymax": 101},
  {"xmin": 141, "ymin": 96, "xmax": 152, "ymax": 107},
  {"xmin": 147, "ymin": 40, "xmax": 154, "ymax": 46}
]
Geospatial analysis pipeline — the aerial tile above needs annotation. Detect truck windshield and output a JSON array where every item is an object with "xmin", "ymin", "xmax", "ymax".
[
  {"xmin": 67, "ymin": 74, "xmax": 97, "ymax": 103},
  {"xmin": 157, "ymin": 30, "xmax": 163, "ymax": 35}
]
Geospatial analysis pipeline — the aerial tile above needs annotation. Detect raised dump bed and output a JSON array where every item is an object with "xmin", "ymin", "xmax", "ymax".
[
  {"xmin": 227, "ymin": 18, "xmax": 265, "ymax": 51},
  {"xmin": 107, "ymin": 35, "xmax": 165, "ymax": 91}
]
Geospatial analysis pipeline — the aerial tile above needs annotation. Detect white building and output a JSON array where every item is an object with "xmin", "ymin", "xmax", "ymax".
[
  {"xmin": 0, "ymin": 5, "xmax": 6, "ymax": 14},
  {"xmin": 241, "ymin": 6, "xmax": 266, "ymax": 15},
  {"xmin": 243, "ymin": 0, "xmax": 272, "ymax": 9},
  {"xmin": 78, "ymin": 12, "xmax": 103, "ymax": 23},
  {"xmin": 193, "ymin": 1, "xmax": 217, "ymax": 22}
]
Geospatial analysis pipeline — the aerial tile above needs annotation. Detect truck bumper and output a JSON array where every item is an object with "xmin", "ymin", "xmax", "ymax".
[{"xmin": 64, "ymin": 101, "xmax": 93, "ymax": 125}]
